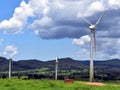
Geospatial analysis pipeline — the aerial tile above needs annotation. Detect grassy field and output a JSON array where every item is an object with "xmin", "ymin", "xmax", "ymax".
[{"xmin": 0, "ymin": 79, "xmax": 119, "ymax": 90}]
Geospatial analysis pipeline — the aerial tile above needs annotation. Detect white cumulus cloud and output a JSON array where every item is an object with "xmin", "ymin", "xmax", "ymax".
[
  {"xmin": 3, "ymin": 45, "xmax": 18, "ymax": 58},
  {"xmin": 73, "ymin": 35, "xmax": 90, "ymax": 46},
  {"xmin": 108, "ymin": 0, "xmax": 120, "ymax": 9},
  {"xmin": 0, "ymin": 0, "xmax": 33, "ymax": 34},
  {"xmin": 73, "ymin": 36, "xmax": 120, "ymax": 60}
]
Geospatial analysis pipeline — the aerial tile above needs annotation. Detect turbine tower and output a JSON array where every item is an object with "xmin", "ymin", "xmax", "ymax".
[
  {"xmin": 9, "ymin": 58, "xmax": 12, "ymax": 79},
  {"xmin": 55, "ymin": 57, "xmax": 59, "ymax": 80},
  {"xmin": 81, "ymin": 12, "xmax": 105, "ymax": 82}
]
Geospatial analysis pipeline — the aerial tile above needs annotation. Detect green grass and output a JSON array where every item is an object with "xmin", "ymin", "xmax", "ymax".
[{"xmin": 0, "ymin": 79, "xmax": 119, "ymax": 90}]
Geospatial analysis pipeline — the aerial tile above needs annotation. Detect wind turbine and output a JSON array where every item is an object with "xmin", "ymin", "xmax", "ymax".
[
  {"xmin": 81, "ymin": 11, "xmax": 105, "ymax": 82},
  {"xmin": 3, "ymin": 45, "xmax": 17, "ymax": 79},
  {"xmin": 55, "ymin": 57, "xmax": 59, "ymax": 80}
]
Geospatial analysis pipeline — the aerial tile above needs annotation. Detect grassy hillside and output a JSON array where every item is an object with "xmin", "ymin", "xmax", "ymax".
[{"xmin": 0, "ymin": 79, "xmax": 119, "ymax": 90}]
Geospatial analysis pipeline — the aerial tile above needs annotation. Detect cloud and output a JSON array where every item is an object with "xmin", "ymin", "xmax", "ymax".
[
  {"xmin": 73, "ymin": 35, "xmax": 90, "ymax": 46},
  {"xmin": 0, "ymin": 1, "xmax": 33, "ymax": 34},
  {"xmin": 30, "ymin": 0, "xmax": 87, "ymax": 39},
  {"xmin": 0, "ymin": 0, "xmax": 120, "ymax": 59},
  {"xmin": 90, "ymin": 1, "xmax": 104, "ymax": 11},
  {"xmin": 73, "ymin": 36, "xmax": 120, "ymax": 60},
  {"xmin": 0, "ymin": 0, "xmax": 119, "ymax": 38},
  {"xmin": 29, "ymin": 0, "xmax": 120, "ymax": 40},
  {"xmin": 108, "ymin": 0, "xmax": 120, "ymax": 9},
  {"xmin": 3, "ymin": 45, "xmax": 18, "ymax": 58},
  {"xmin": 95, "ymin": 38, "xmax": 120, "ymax": 59}
]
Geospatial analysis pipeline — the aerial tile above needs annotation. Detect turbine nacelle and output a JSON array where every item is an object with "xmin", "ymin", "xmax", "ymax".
[{"xmin": 89, "ymin": 25, "xmax": 96, "ymax": 30}]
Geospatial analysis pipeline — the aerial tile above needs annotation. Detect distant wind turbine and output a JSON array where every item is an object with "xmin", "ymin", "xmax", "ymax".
[
  {"xmin": 3, "ymin": 45, "xmax": 18, "ymax": 79},
  {"xmin": 81, "ymin": 11, "xmax": 105, "ymax": 82}
]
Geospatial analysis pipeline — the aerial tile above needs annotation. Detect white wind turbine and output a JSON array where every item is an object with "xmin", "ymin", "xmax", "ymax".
[
  {"xmin": 3, "ymin": 45, "xmax": 18, "ymax": 79},
  {"xmin": 81, "ymin": 12, "xmax": 105, "ymax": 82}
]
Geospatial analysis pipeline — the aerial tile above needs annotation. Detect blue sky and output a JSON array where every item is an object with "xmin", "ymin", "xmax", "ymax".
[{"xmin": 0, "ymin": 0, "xmax": 120, "ymax": 61}]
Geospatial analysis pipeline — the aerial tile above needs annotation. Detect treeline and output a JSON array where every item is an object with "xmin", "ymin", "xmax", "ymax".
[{"xmin": 0, "ymin": 72, "xmax": 120, "ymax": 81}]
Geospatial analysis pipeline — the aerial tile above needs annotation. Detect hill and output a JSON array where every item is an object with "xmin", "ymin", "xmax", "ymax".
[
  {"xmin": 0, "ymin": 57, "xmax": 120, "ymax": 74},
  {"xmin": 0, "ymin": 57, "xmax": 87, "ymax": 71}
]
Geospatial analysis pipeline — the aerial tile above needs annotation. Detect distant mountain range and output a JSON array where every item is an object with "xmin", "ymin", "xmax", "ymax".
[{"xmin": 0, "ymin": 57, "xmax": 120, "ymax": 74}]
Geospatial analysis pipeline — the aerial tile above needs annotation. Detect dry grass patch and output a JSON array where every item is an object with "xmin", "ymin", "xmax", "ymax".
[{"xmin": 84, "ymin": 82, "xmax": 106, "ymax": 86}]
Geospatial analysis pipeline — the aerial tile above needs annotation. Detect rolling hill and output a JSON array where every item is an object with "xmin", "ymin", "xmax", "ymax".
[{"xmin": 0, "ymin": 57, "xmax": 120, "ymax": 74}]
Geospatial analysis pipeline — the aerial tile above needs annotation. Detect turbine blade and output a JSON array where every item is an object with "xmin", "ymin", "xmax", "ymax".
[
  {"xmin": 95, "ymin": 11, "xmax": 106, "ymax": 26},
  {"xmin": 80, "ymin": 16, "xmax": 93, "ymax": 26}
]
